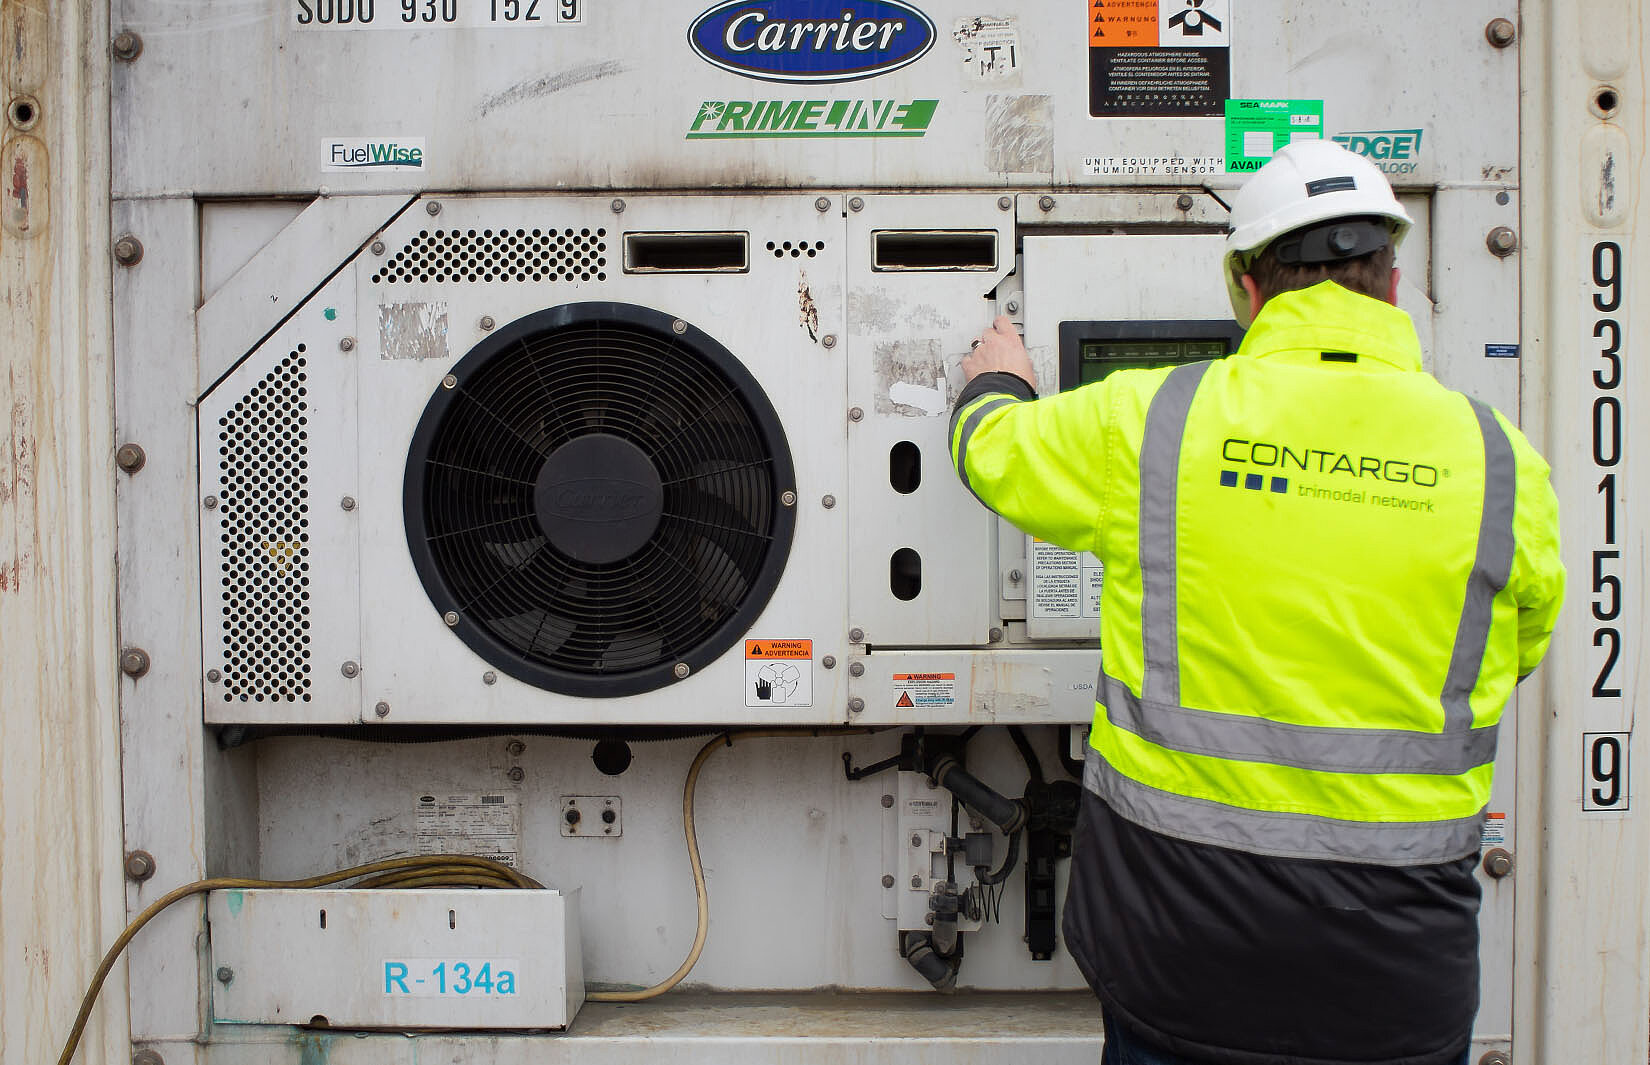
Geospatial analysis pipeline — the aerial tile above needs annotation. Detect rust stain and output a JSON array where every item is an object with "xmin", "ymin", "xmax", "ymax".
[
  {"xmin": 797, "ymin": 273, "xmax": 819, "ymax": 342},
  {"xmin": 10, "ymin": 151, "xmax": 28, "ymax": 227},
  {"xmin": 1599, "ymin": 151, "xmax": 1617, "ymax": 218}
]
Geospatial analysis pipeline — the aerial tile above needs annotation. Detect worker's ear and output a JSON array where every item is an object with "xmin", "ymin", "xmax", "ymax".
[
  {"xmin": 1386, "ymin": 267, "xmax": 1401, "ymax": 306},
  {"xmin": 1240, "ymin": 274, "xmax": 1264, "ymax": 319}
]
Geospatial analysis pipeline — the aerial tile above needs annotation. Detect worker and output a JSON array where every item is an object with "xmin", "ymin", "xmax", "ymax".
[{"xmin": 950, "ymin": 139, "xmax": 1564, "ymax": 1065}]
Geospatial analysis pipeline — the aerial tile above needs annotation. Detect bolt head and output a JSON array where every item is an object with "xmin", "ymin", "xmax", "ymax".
[
  {"xmin": 115, "ymin": 442, "xmax": 147, "ymax": 473},
  {"xmin": 206, "ymin": 669, "xmax": 222, "ymax": 683},
  {"xmin": 848, "ymin": 628, "xmax": 865, "ymax": 644},
  {"xmin": 911, "ymin": 833, "xmax": 924, "ymax": 847},
  {"xmin": 988, "ymin": 627, "xmax": 1004, "ymax": 643},
  {"xmin": 443, "ymin": 611, "xmax": 460, "ymax": 627},
  {"xmin": 371, "ymin": 240, "xmax": 387, "ymax": 255},
  {"xmin": 847, "ymin": 696, "xmax": 866, "ymax": 714},
  {"xmin": 1176, "ymin": 193, "xmax": 1195, "ymax": 211},
  {"xmin": 441, "ymin": 374, "xmax": 458, "ymax": 389},
  {"xmin": 848, "ymin": 196, "xmax": 865, "ymax": 212},
  {"xmin": 132, "ymin": 1051, "xmax": 165, "ymax": 1065},
  {"xmin": 1005, "ymin": 300, "xmax": 1020, "ymax": 315},
  {"xmin": 483, "ymin": 671, "xmax": 498, "ymax": 686},
  {"xmin": 112, "ymin": 30, "xmax": 143, "ymax": 60},
  {"xmin": 340, "ymin": 660, "xmax": 360, "ymax": 678},
  {"xmin": 997, "ymin": 196, "xmax": 1013, "ymax": 211},
  {"xmin": 374, "ymin": 700, "xmax": 391, "ymax": 718},
  {"xmin": 881, "ymin": 794, "xmax": 894, "ymax": 808},
  {"xmin": 1483, "ymin": 847, "xmax": 1514, "ymax": 878},
  {"xmin": 673, "ymin": 661, "xmax": 691, "ymax": 679},
  {"xmin": 1485, "ymin": 17, "xmax": 1516, "ymax": 47},
  {"xmin": 124, "ymin": 850, "xmax": 157, "ymax": 881},
  {"xmin": 203, "ymin": 495, "xmax": 219, "ymax": 510},
  {"xmin": 822, "ymin": 655, "xmax": 837, "ymax": 669},
  {"xmin": 882, "ymin": 874, "xmax": 896, "ymax": 888},
  {"xmin": 1008, "ymin": 568, "xmax": 1024, "ymax": 583},
  {"xmin": 425, "ymin": 200, "xmax": 442, "ymax": 216},
  {"xmin": 821, "ymin": 494, "xmax": 836, "ymax": 509},
  {"xmin": 848, "ymin": 407, "xmax": 864, "ymax": 422},
  {"xmin": 822, "ymin": 334, "xmax": 837, "ymax": 349},
  {"xmin": 113, "ymin": 235, "xmax": 144, "ymax": 266},
  {"xmin": 507, "ymin": 767, "xmax": 526, "ymax": 783},
  {"xmin": 120, "ymin": 648, "xmax": 151, "ymax": 678},
  {"xmin": 781, "ymin": 490, "xmax": 797, "ymax": 507},
  {"xmin": 339, "ymin": 336, "xmax": 356, "ymax": 352},
  {"xmin": 479, "ymin": 315, "xmax": 496, "ymax": 331},
  {"xmin": 216, "ymin": 966, "xmax": 234, "ymax": 985},
  {"xmin": 1486, "ymin": 226, "xmax": 1518, "ymax": 257},
  {"xmin": 506, "ymin": 740, "xmax": 526, "ymax": 756},
  {"xmin": 816, "ymin": 196, "xmax": 832, "ymax": 212},
  {"xmin": 848, "ymin": 662, "xmax": 865, "ymax": 677},
  {"xmin": 672, "ymin": 319, "xmax": 688, "ymax": 335},
  {"xmin": 340, "ymin": 495, "xmax": 356, "ymax": 511},
  {"xmin": 911, "ymin": 875, "xmax": 924, "ymax": 889},
  {"xmin": 610, "ymin": 198, "xmax": 626, "ymax": 214},
  {"xmin": 1038, "ymin": 195, "xmax": 1056, "ymax": 212}
]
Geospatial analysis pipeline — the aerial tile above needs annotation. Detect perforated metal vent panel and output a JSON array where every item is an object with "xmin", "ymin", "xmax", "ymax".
[
  {"xmin": 766, "ymin": 239, "xmax": 825, "ymax": 259},
  {"xmin": 215, "ymin": 346, "xmax": 313, "ymax": 702},
  {"xmin": 370, "ymin": 227, "xmax": 610, "ymax": 284}
]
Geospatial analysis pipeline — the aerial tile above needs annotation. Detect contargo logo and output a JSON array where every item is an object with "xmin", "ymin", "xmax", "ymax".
[
  {"xmin": 689, "ymin": 0, "xmax": 936, "ymax": 84},
  {"xmin": 1331, "ymin": 129, "xmax": 1423, "ymax": 176},
  {"xmin": 322, "ymin": 137, "xmax": 426, "ymax": 172},
  {"xmin": 688, "ymin": 98, "xmax": 937, "ymax": 138}
]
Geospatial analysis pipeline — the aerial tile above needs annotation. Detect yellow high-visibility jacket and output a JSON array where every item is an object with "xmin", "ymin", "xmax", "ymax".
[{"xmin": 951, "ymin": 281, "xmax": 1564, "ymax": 865}]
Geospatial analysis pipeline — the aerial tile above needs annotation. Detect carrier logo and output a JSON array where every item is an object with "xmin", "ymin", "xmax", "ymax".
[
  {"xmin": 546, "ymin": 479, "xmax": 656, "ymax": 521},
  {"xmin": 322, "ymin": 137, "xmax": 426, "ymax": 172},
  {"xmin": 1331, "ymin": 129, "xmax": 1423, "ymax": 176},
  {"xmin": 689, "ymin": 0, "xmax": 936, "ymax": 84}
]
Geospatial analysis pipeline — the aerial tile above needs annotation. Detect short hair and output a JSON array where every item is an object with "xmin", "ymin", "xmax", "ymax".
[{"xmin": 1238, "ymin": 224, "xmax": 1396, "ymax": 305}]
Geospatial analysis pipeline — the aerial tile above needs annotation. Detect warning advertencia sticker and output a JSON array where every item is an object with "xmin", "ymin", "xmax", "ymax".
[
  {"xmin": 746, "ymin": 640, "xmax": 813, "ymax": 708},
  {"xmin": 1089, "ymin": 0, "xmax": 1231, "ymax": 118},
  {"xmin": 892, "ymin": 673, "xmax": 958, "ymax": 709}
]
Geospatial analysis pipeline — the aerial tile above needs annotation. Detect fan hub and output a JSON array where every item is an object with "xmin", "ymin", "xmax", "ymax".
[{"xmin": 533, "ymin": 433, "xmax": 664, "ymax": 564}]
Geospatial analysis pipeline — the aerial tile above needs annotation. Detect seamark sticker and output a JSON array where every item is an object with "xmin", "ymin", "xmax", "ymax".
[{"xmin": 746, "ymin": 639, "xmax": 814, "ymax": 707}]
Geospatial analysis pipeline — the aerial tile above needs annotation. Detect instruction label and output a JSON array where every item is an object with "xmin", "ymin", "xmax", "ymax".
[
  {"xmin": 415, "ymin": 792, "xmax": 520, "ymax": 868},
  {"xmin": 1030, "ymin": 539, "xmax": 1104, "ymax": 620},
  {"xmin": 892, "ymin": 672, "xmax": 958, "ymax": 709},
  {"xmin": 746, "ymin": 639, "xmax": 814, "ymax": 707},
  {"xmin": 1479, "ymin": 811, "xmax": 1508, "ymax": 847},
  {"xmin": 1089, "ymin": 0, "xmax": 1230, "ymax": 117},
  {"xmin": 1225, "ymin": 99, "xmax": 1323, "ymax": 172}
]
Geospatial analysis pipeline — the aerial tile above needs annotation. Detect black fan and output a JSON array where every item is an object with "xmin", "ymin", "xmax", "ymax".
[{"xmin": 404, "ymin": 303, "xmax": 796, "ymax": 697}]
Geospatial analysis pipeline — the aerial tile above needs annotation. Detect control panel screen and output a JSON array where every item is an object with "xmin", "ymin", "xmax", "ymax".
[{"xmin": 1058, "ymin": 320, "xmax": 1245, "ymax": 392}]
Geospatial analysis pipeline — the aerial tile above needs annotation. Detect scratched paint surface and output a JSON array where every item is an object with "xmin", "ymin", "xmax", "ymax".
[{"xmin": 1, "ymin": 5, "xmax": 128, "ymax": 1065}]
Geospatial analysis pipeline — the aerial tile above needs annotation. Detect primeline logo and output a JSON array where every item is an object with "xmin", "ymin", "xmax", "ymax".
[
  {"xmin": 322, "ymin": 137, "xmax": 427, "ymax": 172},
  {"xmin": 689, "ymin": 0, "xmax": 936, "ymax": 84}
]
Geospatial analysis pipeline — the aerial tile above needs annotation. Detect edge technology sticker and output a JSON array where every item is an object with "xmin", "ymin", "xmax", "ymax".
[
  {"xmin": 1224, "ymin": 99, "xmax": 1322, "ymax": 172},
  {"xmin": 1089, "ymin": 0, "xmax": 1231, "ymax": 117},
  {"xmin": 746, "ymin": 639, "xmax": 814, "ymax": 706}
]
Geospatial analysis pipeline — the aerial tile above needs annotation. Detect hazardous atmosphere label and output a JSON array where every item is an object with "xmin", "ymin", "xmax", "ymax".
[
  {"xmin": 746, "ymin": 639, "xmax": 814, "ymax": 707},
  {"xmin": 1089, "ymin": 0, "xmax": 1230, "ymax": 117}
]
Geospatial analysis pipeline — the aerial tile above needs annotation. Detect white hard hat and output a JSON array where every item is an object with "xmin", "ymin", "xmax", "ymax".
[{"xmin": 1223, "ymin": 139, "xmax": 1413, "ymax": 326}]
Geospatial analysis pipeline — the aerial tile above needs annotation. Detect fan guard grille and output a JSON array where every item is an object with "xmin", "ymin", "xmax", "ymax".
[{"xmin": 404, "ymin": 302, "xmax": 796, "ymax": 697}]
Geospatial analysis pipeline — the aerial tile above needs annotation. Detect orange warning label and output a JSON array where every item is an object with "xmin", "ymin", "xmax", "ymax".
[
  {"xmin": 1090, "ymin": 0, "xmax": 1158, "ymax": 46},
  {"xmin": 896, "ymin": 691, "xmax": 915, "ymax": 708},
  {"xmin": 745, "ymin": 639, "xmax": 812, "ymax": 659}
]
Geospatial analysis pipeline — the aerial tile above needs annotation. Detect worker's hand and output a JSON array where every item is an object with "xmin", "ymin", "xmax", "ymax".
[{"xmin": 962, "ymin": 316, "xmax": 1037, "ymax": 391}]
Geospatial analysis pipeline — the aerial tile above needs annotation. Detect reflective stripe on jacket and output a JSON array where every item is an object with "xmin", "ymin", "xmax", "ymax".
[{"xmin": 951, "ymin": 281, "xmax": 1564, "ymax": 865}]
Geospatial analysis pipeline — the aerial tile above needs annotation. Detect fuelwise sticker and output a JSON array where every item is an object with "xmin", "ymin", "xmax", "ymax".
[
  {"xmin": 689, "ymin": 0, "xmax": 936, "ymax": 84},
  {"xmin": 322, "ymin": 137, "xmax": 426, "ymax": 172},
  {"xmin": 1089, "ymin": 0, "xmax": 1230, "ymax": 117},
  {"xmin": 892, "ymin": 672, "xmax": 957, "ymax": 709},
  {"xmin": 1331, "ymin": 128, "xmax": 1424, "ymax": 177},
  {"xmin": 1224, "ymin": 99, "xmax": 1322, "ymax": 172},
  {"xmin": 746, "ymin": 639, "xmax": 813, "ymax": 707},
  {"xmin": 687, "ymin": 98, "xmax": 937, "ymax": 138}
]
